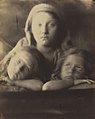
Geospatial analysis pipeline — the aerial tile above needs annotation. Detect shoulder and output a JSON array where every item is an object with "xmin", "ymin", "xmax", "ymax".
[{"xmin": 16, "ymin": 37, "xmax": 29, "ymax": 47}]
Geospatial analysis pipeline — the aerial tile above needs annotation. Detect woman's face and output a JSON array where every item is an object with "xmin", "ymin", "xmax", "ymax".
[
  {"xmin": 31, "ymin": 12, "xmax": 59, "ymax": 47},
  {"xmin": 7, "ymin": 51, "xmax": 33, "ymax": 80},
  {"xmin": 61, "ymin": 54, "xmax": 85, "ymax": 80}
]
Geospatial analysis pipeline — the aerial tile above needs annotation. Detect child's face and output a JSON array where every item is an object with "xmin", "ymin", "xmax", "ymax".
[
  {"xmin": 7, "ymin": 51, "xmax": 33, "ymax": 80},
  {"xmin": 31, "ymin": 12, "xmax": 59, "ymax": 47},
  {"xmin": 61, "ymin": 54, "xmax": 85, "ymax": 80}
]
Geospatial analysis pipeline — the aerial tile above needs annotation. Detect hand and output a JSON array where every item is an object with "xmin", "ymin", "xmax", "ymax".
[
  {"xmin": 0, "ymin": 76, "xmax": 8, "ymax": 82},
  {"xmin": 74, "ymin": 79, "xmax": 95, "ymax": 85},
  {"xmin": 0, "ymin": 76, "xmax": 16, "ymax": 86},
  {"xmin": 82, "ymin": 79, "xmax": 95, "ymax": 84}
]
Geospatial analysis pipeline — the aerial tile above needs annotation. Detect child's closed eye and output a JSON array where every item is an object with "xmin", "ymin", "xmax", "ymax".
[
  {"xmin": 75, "ymin": 66, "xmax": 84, "ymax": 72},
  {"xmin": 63, "ymin": 63, "xmax": 71, "ymax": 68},
  {"xmin": 19, "ymin": 65, "xmax": 30, "ymax": 72}
]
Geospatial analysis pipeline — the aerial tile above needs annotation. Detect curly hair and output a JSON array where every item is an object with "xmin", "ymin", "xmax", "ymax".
[
  {"xmin": 0, "ymin": 46, "xmax": 50, "ymax": 82},
  {"xmin": 52, "ymin": 48, "xmax": 95, "ymax": 80}
]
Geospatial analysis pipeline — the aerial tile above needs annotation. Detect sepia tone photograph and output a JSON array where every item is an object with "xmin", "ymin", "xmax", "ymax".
[{"xmin": 0, "ymin": 0, "xmax": 95, "ymax": 119}]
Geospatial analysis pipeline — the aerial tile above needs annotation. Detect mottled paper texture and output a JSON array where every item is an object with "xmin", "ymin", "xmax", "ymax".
[{"xmin": 0, "ymin": 0, "xmax": 95, "ymax": 119}]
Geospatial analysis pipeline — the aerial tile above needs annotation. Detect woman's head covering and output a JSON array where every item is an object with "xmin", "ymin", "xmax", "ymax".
[
  {"xmin": 26, "ymin": 3, "xmax": 60, "ymax": 22},
  {"xmin": 24, "ymin": 3, "xmax": 62, "ymax": 45}
]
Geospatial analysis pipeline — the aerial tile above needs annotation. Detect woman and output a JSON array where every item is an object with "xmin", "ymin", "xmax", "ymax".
[{"xmin": 0, "ymin": 3, "xmax": 71, "ymax": 90}]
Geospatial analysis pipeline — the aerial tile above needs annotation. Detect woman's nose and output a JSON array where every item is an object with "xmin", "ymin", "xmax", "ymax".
[{"xmin": 41, "ymin": 25, "xmax": 48, "ymax": 34}]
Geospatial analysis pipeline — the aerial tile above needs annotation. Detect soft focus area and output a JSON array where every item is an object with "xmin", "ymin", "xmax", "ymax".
[
  {"xmin": 0, "ymin": 0, "xmax": 95, "ymax": 89},
  {"xmin": 0, "ymin": 0, "xmax": 95, "ymax": 84},
  {"xmin": 0, "ymin": 0, "xmax": 95, "ymax": 60},
  {"xmin": 0, "ymin": 1, "xmax": 95, "ymax": 118}
]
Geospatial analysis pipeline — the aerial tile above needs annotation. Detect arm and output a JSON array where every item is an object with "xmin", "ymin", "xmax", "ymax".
[
  {"xmin": 42, "ymin": 78, "xmax": 74, "ymax": 91},
  {"xmin": 74, "ymin": 79, "xmax": 95, "ymax": 85},
  {"xmin": 8, "ymin": 79, "xmax": 43, "ymax": 91}
]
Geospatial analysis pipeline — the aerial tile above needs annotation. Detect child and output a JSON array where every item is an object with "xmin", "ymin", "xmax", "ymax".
[
  {"xmin": 0, "ymin": 3, "xmax": 71, "ymax": 81},
  {"xmin": 42, "ymin": 48, "xmax": 95, "ymax": 91},
  {"xmin": 0, "ymin": 46, "xmax": 50, "ymax": 91}
]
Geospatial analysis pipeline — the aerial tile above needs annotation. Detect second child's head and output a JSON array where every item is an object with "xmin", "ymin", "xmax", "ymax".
[
  {"xmin": 54, "ymin": 48, "xmax": 93, "ymax": 80},
  {"xmin": 7, "ymin": 46, "xmax": 49, "ymax": 81},
  {"xmin": 61, "ymin": 52, "xmax": 85, "ymax": 80}
]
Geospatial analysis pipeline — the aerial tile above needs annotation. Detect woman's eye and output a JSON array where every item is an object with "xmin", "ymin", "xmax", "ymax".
[
  {"xmin": 49, "ymin": 23, "xmax": 55, "ymax": 27},
  {"xmin": 48, "ymin": 22, "xmax": 57, "ymax": 28}
]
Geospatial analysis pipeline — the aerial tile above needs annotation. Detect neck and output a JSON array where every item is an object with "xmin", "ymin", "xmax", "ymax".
[
  {"xmin": 37, "ymin": 45, "xmax": 56, "ymax": 54},
  {"xmin": 36, "ymin": 45, "xmax": 57, "ymax": 63}
]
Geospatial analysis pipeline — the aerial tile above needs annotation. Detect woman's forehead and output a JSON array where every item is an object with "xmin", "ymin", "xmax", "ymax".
[
  {"xmin": 29, "ymin": 3, "xmax": 60, "ymax": 21},
  {"xmin": 32, "ymin": 11, "xmax": 58, "ymax": 22}
]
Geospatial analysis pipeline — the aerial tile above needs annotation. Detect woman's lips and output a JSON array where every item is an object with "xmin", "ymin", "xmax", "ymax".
[{"xmin": 41, "ymin": 36, "xmax": 48, "ymax": 39}]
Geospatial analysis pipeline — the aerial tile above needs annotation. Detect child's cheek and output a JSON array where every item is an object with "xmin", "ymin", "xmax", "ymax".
[
  {"xmin": 61, "ymin": 68, "xmax": 69, "ymax": 79},
  {"xmin": 73, "ymin": 71, "xmax": 84, "ymax": 79}
]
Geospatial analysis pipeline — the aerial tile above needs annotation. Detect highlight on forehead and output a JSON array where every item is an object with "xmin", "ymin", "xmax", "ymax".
[
  {"xmin": 64, "ymin": 48, "xmax": 91, "ymax": 60},
  {"xmin": 15, "ymin": 47, "xmax": 36, "ymax": 65},
  {"xmin": 15, "ymin": 46, "xmax": 45, "ymax": 68},
  {"xmin": 29, "ymin": 3, "xmax": 60, "ymax": 20},
  {"xmin": 27, "ymin": 11, "xmax": 60, "ymax": 32},
  {"xmin": 30, "ymin": 12, "xmax": 60, "ymax": 33},
  {"xmin": 64, "ymin": 54, "xmax": 85, "ymax": 66},
  {"xmin": 16, "ymin": 51, "xmax": 33, "ymax": 67},
  {"xmin": 25, "ymin": 3, "xmax": 61, "ymax": 31}
]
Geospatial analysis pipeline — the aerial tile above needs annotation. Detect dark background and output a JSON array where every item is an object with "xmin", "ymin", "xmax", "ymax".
[
  {"xmin": 0, "ymin": 0, "xmax": 95, "ymax": 60},
  {"xmin": 0, "ymin": 1, "xmax": 95, "ymax": 118},
  {"xmin": 0, "ymin": 90, "xmax": 95, "ymax": 119}
]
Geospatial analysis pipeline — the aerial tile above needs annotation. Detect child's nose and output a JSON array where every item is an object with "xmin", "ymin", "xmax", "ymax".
[
  {"xmin": 68, "ymin": 66, "xmax": 75, "ymax": 73},
  {"xmin": 16, "ymin": 65, "xmax": 23, "ymax": 72}
]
